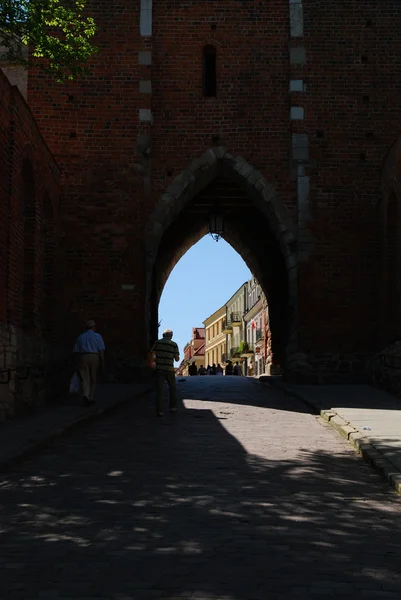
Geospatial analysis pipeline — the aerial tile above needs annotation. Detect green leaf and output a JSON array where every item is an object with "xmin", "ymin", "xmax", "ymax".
[{"xmin": 0, "ymin": 0, "xmax": 97, "ymax": 81}]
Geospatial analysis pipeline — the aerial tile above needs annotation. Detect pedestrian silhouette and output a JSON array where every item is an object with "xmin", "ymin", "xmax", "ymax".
[{"xmin": 153, "ymin": 329, "xmax": 180, "ymax": 416}]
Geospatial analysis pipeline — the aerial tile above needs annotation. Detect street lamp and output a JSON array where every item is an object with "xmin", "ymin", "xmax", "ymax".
[{"xmin": 208, "ymin": 211, "xmax": 224, "ymax": 242}]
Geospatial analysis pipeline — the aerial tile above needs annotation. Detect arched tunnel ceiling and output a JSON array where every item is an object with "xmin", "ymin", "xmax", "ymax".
[
  {"xmin": 154, "ymin": 177, "xmax": 251, "ymax": 297},
  {"xmin": 187, "ymin": 176, "xmax": 252, "ymax": 215},
  {"xmin": 155, "ymin": 178, "xmax": 285, "ymax": 295}
]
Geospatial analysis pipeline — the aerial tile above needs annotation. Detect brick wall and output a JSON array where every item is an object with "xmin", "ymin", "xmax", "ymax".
[
  {"xmin": 27, "ymin": 0, "xmax": 294, "ymax": 358},
  {"xmin": 26, "ymin": 0, "xmax": 401, "ymax": 380},
  {"xmin": 0, "ymin": 70, "xmax": 67, "ymax": 419},
  {"xmin": 296, "ymin": 0, "xmax": 401, "ymax": 359}
]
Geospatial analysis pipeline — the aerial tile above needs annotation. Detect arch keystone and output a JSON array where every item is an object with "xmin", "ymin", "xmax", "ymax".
[{"xmin": 211, "ymin": 146, "xmax": 228, "ymax": 160}]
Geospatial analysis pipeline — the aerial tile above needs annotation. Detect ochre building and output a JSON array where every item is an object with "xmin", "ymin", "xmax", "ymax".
[{"xmin": 204, "ymin": 307, "xmax": 227, "ymax": 369}]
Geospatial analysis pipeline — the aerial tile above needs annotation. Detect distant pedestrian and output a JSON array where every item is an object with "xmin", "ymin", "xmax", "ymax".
[
  {"xmin": 216, "ymin": 363, "xmax": 223, "ymax": 376},
  {"xmin": 153, "ymin": 329, "xmax": 180, "ymax": 416},
  {"xmin": 73, "ymin": 319, "xmax": 105, "ymax": 406},
  {"xmin": 188, "ymin": 362, "xmax": 198, "ymax": 376},
  {"xmin": 198, "ymin": 365, "xmax": 207, "ymax": 375},
  {"xmin": 225, "ymin": 360, "xmax": 233, "ymax": 376},
  {"xmin": 212, "ymin": 363, "xmax": 217, "ymax": 375},
  {"xmin": 233, "ymin": 361, "xmax": 243, "ymax": 376}
]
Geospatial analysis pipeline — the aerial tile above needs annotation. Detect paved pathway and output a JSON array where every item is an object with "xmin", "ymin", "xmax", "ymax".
[
  {"xmin": 0, "ymin": 383, "xmax": 151, "ymax": 471},
  {"xmin": 275, "ymin": 382, "xmax": 401, "ymax": 493},
  {"xmin": 1, "ymin": 377, "xmax": 401, "ymax": 599}
]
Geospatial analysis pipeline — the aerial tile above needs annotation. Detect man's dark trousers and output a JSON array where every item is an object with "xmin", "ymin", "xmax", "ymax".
[{"xmin": 156, "ymin": 370, "xmax": 177, "ymax": 413}]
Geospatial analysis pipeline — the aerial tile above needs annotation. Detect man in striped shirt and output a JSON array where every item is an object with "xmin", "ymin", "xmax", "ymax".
[{"xmin": 154, "ymin": 329, "xmax": 180, "ymax": 416}]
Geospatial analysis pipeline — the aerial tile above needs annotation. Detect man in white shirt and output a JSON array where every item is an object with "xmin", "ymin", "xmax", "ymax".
[{"xmin": 73, "ymin": 320, "xmax": 105, "ymax": 406}]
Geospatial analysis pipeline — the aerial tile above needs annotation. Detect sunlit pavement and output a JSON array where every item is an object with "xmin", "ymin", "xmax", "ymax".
[{"xmin": 1, "ymin": 377, "xmax": 401, "ymax": 599}]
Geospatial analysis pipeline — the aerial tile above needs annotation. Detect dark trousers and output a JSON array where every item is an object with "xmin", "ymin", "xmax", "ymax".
[{"xmin": 156, "ymin": 370, "xmax": 177, "ymax": 413}]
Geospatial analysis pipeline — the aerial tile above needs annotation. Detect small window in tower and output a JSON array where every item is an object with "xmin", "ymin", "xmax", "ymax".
[{"xmin": 203, "ymin": 45, "xmax": 217, "ymax": 97}]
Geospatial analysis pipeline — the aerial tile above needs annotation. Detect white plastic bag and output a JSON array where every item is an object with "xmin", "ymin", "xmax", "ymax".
[{"xmin": 69, "ymin": 372, "xmax": 80, "ymax": 394}]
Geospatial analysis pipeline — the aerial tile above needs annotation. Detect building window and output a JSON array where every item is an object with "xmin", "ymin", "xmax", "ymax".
[{"xmin": 203, "ymin": 45, "xmax": 217, "ymax": 97}]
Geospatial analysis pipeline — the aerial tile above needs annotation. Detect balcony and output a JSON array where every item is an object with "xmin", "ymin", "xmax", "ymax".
[
  {"xmin": 255, "ymin": 328, "xmax": 264, "ymax": 342},
  {"xmin": 230, "ymin": 312, "xmax": 242, "ymax": 326},
  {"xmin": 239, "ymin": 342, "xmax": 254, "ymax": 358},
  {"xmin": 222, "ymin": 319, "xmax": 233, "ymax": 335},
  {"xmin": 230, "ymin": 346, "xmax": 241, "ymax": 358}
]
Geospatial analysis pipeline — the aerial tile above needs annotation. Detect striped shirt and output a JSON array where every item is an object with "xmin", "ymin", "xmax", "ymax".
[{"xmin": 154, "ymin": 337, "xmax": 179, "ymax": 373}]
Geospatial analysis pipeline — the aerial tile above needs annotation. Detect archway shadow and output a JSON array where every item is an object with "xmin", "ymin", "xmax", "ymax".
[
  {"xmin": 176, "ymin": 376, "xmax": 313, "ymax": 414},
  {"xmin": 1, "ymin": 387, "xmax": 401, "ymax": 598}
]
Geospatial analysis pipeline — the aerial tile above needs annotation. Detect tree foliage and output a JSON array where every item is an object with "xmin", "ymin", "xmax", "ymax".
[{"xmin": 0, "ymin": 0, "xmax": 97, "ymax": 81}]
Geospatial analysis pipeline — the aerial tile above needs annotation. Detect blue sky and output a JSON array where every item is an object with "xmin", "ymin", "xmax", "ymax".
[{"xmin": 159, "ymin": 235, "xmax": 252, "ymax": 355}]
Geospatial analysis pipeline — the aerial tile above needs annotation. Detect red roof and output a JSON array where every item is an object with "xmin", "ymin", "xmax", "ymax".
[{"xmin": 193, "ymin": 342, "xmax": 205, "ymax": 356}]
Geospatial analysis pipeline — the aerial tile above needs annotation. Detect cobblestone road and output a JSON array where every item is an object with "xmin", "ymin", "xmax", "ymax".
[{"xmin": 1, "ymin": 377, "xmax": 401, "ymax": 599}]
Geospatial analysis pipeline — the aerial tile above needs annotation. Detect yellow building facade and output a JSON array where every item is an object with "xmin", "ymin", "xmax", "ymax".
[{"xmin": 203, "ymin": 305, "xmax": 227, "ymax": 368}]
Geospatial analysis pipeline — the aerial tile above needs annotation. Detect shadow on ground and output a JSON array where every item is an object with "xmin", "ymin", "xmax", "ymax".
[
  {"xmin": 176, "ymin": 376, "xmax": 313, "ymax": 414},
  {"xmin": 268, "ymin": 378, "xmax": 401, "ymax": 412},
  {"xmin": 1, "ymin": 380, "xmax": 401, "ymax": 599}
]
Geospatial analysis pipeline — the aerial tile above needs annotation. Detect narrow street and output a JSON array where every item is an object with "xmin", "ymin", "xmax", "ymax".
[{"xmin": 1, "ymin": 377, "xmax": 401, "ymax": 599}]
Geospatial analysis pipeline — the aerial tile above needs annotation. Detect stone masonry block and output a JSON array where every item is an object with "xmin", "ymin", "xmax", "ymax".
[
  {"xmin": 290, "ymin": 47, "xmax": 306, "ymax": 65},
  {"xmin": 211, "ymin": 146, "xmax": 227, "ymax": 159},
  {"xmin": 234, "ymin": 159, "xmax": 254, "ymax": 180},
  {"xmin": 140, "ymin": 0, "xmax": 153, "ymax": 36},
  {"xmin": 136, "ymin": 134, "xmax": 151, "ymax": 153},
  {"xmin": 290, "ymin": 79, "xmax": 304, "ymax": 92},
  {"xmin": 138, "ymin": 109, "xmax": 153, "ymax": 122},
  {"xmin": 290, "ymin": 2, "xmax": 304, "ymax": 37},
  {"xmin": 321, "ymin": 410, "xmax": 336, "ymax": 422},
  {"xmin": 297, "ymin": 174, "xmax": 310, "ymax": 211},
  {"xmin": 290, "ymin": 106, "xmax": 305, "ymax": 120},
  {"xmin": 139, "ymin": 80, "xmax": 152, "ymax": 94},
  {"xmin": 138, "ymin": 51, "xmax": 152, "ymax": 65},
  {"xmin": 330, "ymin": 414, "xmax": 349, "ymax": 434},
  {"xmin": 292, "ymin": 134, "xmax": 309, "ymax": 160}
]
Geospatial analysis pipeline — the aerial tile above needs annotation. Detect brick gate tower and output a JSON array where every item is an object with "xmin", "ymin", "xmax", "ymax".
[{"xmin": 26, "ymin": 0, "xmax": 401, "ymax": 381}]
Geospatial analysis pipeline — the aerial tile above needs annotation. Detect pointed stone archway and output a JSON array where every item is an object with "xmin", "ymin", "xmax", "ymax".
[{"xmin": 145, "ymin": 147, "xmax": 298, "ymax": 368}]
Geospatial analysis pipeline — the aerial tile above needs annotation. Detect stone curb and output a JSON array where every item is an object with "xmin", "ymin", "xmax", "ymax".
[
  {"xmin": 0, "ymin": 385, "xmax": 153, "ymax": 474},
  {"xmin": 267, "ymin": 380, "xmax": 401, "ymax": 497}
]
